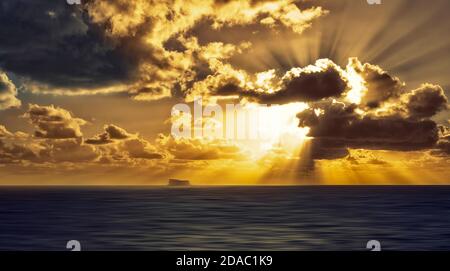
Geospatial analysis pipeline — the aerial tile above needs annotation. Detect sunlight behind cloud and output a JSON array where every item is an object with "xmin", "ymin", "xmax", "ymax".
[{"xmin": 344, "ymin": 60, "xmax": 368, "ymax": 104}]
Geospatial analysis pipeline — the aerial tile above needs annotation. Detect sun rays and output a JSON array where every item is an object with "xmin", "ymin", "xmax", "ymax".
[{"xmin": 0, "ymin": 0, "xmax": 448, "ymax": 185}]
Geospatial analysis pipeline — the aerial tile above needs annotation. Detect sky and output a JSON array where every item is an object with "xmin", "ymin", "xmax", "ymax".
[{"xmin": 0, "ymin": 0, "xmax": 448, "ymax": 185}]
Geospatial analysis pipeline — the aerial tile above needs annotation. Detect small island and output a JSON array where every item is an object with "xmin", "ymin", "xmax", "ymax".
[{"xmin": 168, "ymin": 179, "xmax": 191, "ymax": 187}]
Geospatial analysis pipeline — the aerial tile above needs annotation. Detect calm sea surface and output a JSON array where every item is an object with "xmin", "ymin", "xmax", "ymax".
[{"xmin": 0, "ymin": 186, "xmax": 450, "ymax": 251}]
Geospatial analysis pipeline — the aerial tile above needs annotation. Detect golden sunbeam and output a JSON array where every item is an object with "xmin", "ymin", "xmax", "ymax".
[{"xmin": 0, "ymin": 0, "xmax": 448, "ymax": 186}]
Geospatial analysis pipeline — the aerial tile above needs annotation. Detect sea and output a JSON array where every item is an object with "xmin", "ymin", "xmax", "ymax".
[{"xmin": 0, "ymin": 186, "xmax": 450, "ymax": 251}]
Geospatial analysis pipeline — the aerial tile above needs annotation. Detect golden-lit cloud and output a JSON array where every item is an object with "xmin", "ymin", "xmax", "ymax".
[
  {"xmin": 293, "ymin": 59, "xmax": 448, "ymax": 158},
  {"xmin": 0, "ymin": 105, "xmax": 167, "ymax": 167},
  {"xmin": 0, "ymin": 0, "xmax": 449, "ymax": 185},
  {"xmin": 2, "ymin": 51, "xmax": 449, "ymax": 184},
  {"xmin": 85, "ymin": 124, "xmax": 166, "ymax": 161},
  {"xmin": 0, "ymin": 0, "xmax": 326, "ymax": 100},
  {"xmin": 0, "ymin": 125, "xmax": 13, "ymax": 138},
  {"xmin": 25, "ymin": 104, "xmax": 87, "ymax": 139},
  {"xmin": 0, "ymin": 72, "xmax": 21, "ymax": 110},
  {"xmin": 86, "ymin": 0, "xmax": 326, "ymax": 41},
  {"xmin": 39, "ymin": 138, "xmax": 99, "ymax": 163},
  {"xmin": 157, "ymin": 134, "xmax": 246, "ymax": 161},
  {"xmin": 346, "ymin": 57, "xmax": 405, "ymax": 108}
]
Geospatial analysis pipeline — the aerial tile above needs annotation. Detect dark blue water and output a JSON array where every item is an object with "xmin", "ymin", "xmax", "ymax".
[{"xmin": 0, "ymin": 186, "xmax": 450, "ymax": 251}]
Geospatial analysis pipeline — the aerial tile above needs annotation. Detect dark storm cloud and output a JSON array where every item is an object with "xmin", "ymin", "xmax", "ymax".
[
  {"xmin": 433, "ymin": 126, "xmax": 450, "ymax": 156},
  {"xmin": 216, "ymin": 83, "xmax": 243, "ymax": 96},
  {"xmin": 297, "ymin": 101, "xmax": 440, "ymax": 152},
  {"xmin": 0, "ymin": 0, "xmax": 326, "ymax": 99},
  {"xmin": 252, "ymin": 63, "xmax": 348, "ymax": 103},
  {"xmin": 0, "ymin": 0, "xmax": 143, "ymax": 90},
  {"xmin": 308, "ymin": 139, "xmax": 349, "ymax": 160},
  {"xmin": 207, "ymin": 59, "xmax": 349, "ymax": 104},
  {"xmin": 406, "ymin": 84, "xmax": 448, "ymax": 119},
  {"xmin": 436, "ymin": 138, "xmax": 450, "ymax": 155},
  {"xmin": 283, "ymin": 57, "xmax": 450, "ymax": 165}
]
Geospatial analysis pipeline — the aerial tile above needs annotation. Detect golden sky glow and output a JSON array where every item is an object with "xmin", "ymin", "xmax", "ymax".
[{"xmin": 0, "ymin": 0, "xmax": 448, "ymax": 185}]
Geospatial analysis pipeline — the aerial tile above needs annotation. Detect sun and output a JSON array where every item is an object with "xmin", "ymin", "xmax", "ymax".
[{"xmin": 233, "ymin": 102, "xmax": 311, "ymax": 159}]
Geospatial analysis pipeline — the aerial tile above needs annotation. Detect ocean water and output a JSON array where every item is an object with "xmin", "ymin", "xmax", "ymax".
[{"xmin": 0, "ymin": 186, "xmax": 450, "ymax": 251}]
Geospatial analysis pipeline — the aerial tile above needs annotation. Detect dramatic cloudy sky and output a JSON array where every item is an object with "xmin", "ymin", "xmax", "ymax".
[{"xmin": 0, "ymin": 0, "xmax": 448, "ymax": 185}]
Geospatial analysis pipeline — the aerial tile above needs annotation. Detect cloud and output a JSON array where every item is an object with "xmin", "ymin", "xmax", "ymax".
[
  {"xmin": 86, "ymin": 0, "xmax": 325, "ymax": 39},
  {"xmin": 185, "ymin": 58, "xmax": 349, "ymax": 103},
  {"xmin": 343, "ymin": 150, "xmax": 390, "ymax": 167},
  {"xmin": 181, "ymin": 57, "xmax": 411, "ymax": 107},
  {"xmin": 39, "ymin": 138, "xmax": 99, "ymax": 163},
  {"xmin": 121, "ymin": 138, "xmax": 164, "ymax": 160},
  {"xmin": 1, "ymin": 114, "xmax": 166, "ymax": 165},
  {"xmin": 0, "ymin": 1, "xmax": 135, "ymax": 92},
  {"xmin": 436, "ymin": 138, "xmax": 450, "ymax": 155},
  {"xmin": 0, "ymin": 127, "xmax": 41, "ymax": 164},
  {"xmin": 298, "ymin": 100, "xmax": 440, "ymax": 152},
  {"xmin": 189, "ymin": 57, "xmax": 446, "ymax": 116},
  {"xmin": 307, "ymin": 138, "xmax": 350, "ymax": 160},
  {"xmin": 0, "ymin": 0, "xmax": 325, "ymax": 100},
  {"xmin": 0, "ymin": 125, "xmax": 13, "ymax": 138},
  {"xmin": 0, "ymin": 125, "xmax": 98, "ymax": 164},
  {"xmin": 433, "ymin": 125, "xmax": 450, "ymax": 156},
  {"xmin": 25, "ymin": 104, "xmax": 87, "ymax": 139},
  {"xmin": 156, "ymin": 134, "xmax": 245, "ymax": 160},
  {"xmin": 86, "ymin": 124, "xmax": 165, "ymax": 161},
  {"xmin": 405, "ymin": 84, "xmax": 448, "ymax": 119},
  {"xmin": 84, "ymin": 132, "xmax": 112, "ymax": 145},
  {"xmin": 247, "ymin": 59, "xmax": 348, "ymax": 103},
  {"xmin": 85, "ymin": 124, "xmax": 133, "ymax": 144},
  {"xmin": 0, "ymin": 141, "xmax": 38, "ymax": 164},
  {"xmin": 262, "ymin": 57, "xmax": 447, "ymax": 165},
  {"xmin": 169, "ymin": 55, "xmax": 449, "ymax": 170},
  {"xmin": 347, "ymin": 58, "xmax": 405, "ymax": 108},
  {"xmin": 0, "ymin": 72, "xmax": 21, "ymax": 110}
]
